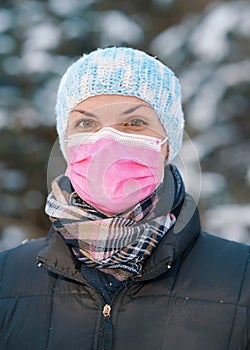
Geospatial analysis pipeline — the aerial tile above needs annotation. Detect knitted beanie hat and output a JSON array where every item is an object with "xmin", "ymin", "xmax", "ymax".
[{"xmin": 56, "ymin": 47, "xmax": 184, "ymax": 161}]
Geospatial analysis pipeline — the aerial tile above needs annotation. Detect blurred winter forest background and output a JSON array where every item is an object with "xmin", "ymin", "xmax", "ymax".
[{"xmin": 0, "ymin": 0, "xmax": 250, "ymax": 250}]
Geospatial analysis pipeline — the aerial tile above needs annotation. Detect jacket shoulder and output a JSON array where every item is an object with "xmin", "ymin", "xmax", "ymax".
[
  {"xmin": 0, "ymin": 238, "xmax": 45, "ymax": 268},
  {"xmin": 175, "ymin": 231, "xmax": 250, "ymax": 306},
  {"xmin": 0, "ymin": 238, "xmax": 54, "ymax": 298},
  {"xmin": 197, "ymin": 231, "xmax": 250, "ymax": 259},
  {"xmin": 202, "ymin": 232, "xmax": 250, "ymax": 307}
]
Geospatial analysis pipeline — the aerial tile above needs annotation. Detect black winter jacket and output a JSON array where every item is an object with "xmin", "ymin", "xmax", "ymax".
[{"xmin": 0, "ymin": 195, "xmax": 250, "ymax": 350}]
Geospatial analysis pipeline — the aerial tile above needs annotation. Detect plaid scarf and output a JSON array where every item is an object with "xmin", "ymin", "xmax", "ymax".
[{"xmin": 45, "ymin": 165, "xmax": 185, "ymax": 281}]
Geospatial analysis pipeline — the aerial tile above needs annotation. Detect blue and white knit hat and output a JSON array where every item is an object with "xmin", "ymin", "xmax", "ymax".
[{"xmin": 56, "ymin": 47, "xmax": 184, "ymax": 161}]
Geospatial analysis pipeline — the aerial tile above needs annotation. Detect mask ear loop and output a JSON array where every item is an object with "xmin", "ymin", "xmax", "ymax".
[
  {"xmin": 158, "ymin": 136, "xmax": 169, "ymax": 167},
  {"xmin": 159, "ymin": 136, "xmax": 168, "ymax": 146}
]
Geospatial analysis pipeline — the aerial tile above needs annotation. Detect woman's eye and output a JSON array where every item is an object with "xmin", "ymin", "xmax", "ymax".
[
  {"xmin": 126, "ymin": 119, "xmax": 148, "ymax": 127},
  {"xmin": 76, "ymin": 119, "xmax": 96, "ymax": 129}
]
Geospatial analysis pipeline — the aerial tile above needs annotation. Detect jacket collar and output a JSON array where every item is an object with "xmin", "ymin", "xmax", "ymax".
[
  {"xmin": 140, "ymin": 194, "xmax": 200, "ymax": 280},
  {"xmin": 37, "ymin": 226, "xmax": 85, "ymax": 284},
  {"xmin": 37, "ymin": 194, "xmax": 200, "ymax": 283}
]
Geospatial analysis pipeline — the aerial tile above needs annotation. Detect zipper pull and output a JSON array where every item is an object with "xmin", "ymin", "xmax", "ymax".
[{"xmin": 103, "ymin": 304, "xmax": 111, "ymax": 318}]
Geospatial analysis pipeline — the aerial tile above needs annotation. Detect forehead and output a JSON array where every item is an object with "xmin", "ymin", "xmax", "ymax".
[{"xmin": 72, "ymin": 94, "xmax": 153, "ymax": 111}]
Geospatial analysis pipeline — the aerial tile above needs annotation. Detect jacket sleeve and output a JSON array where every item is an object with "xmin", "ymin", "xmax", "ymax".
[
  {"xmin": 239, "ymin": 247, "xmax": 250, "ymax": 349},
  {"xmin": 0, "ymin": 249, "xmax": 11, "ymax": 296}
]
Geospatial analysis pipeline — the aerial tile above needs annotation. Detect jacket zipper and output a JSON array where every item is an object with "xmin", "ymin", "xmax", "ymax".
[
  {"xmin": 99, "ymin": 281, "xmax": 132, "ymax": 350},
  {"xmin": 101, "ymin": 304, "xmax": 113, "ymax": 350}
]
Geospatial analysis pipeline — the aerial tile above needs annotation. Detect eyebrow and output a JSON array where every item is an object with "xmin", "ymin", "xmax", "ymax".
[
  {"xmin": 71, "ymin": 104, "xmax": 153, "ymax": 118},
  {"xmin": 71, "ymin": 109, "xmax": 98, "ymax": 118},
  {"xmin": 121, "ymin": 104, "xmax": 153, "ymax": 115}
]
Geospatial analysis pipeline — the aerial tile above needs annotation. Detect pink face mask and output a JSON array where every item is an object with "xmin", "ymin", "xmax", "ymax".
[{"xmin": 66, "ymin": 127, "xmax": 167, "ymax": 215}]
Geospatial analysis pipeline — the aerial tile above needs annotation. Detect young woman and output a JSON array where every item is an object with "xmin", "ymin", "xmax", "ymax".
[{"xmin": 0, "ymin": 47, "xmax": 249, "ymax": 350}]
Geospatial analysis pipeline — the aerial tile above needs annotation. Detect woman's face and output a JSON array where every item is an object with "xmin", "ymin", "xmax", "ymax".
[{"xmin": 65, "ymin": 94, "xmax": 168, "ymax": 159}]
